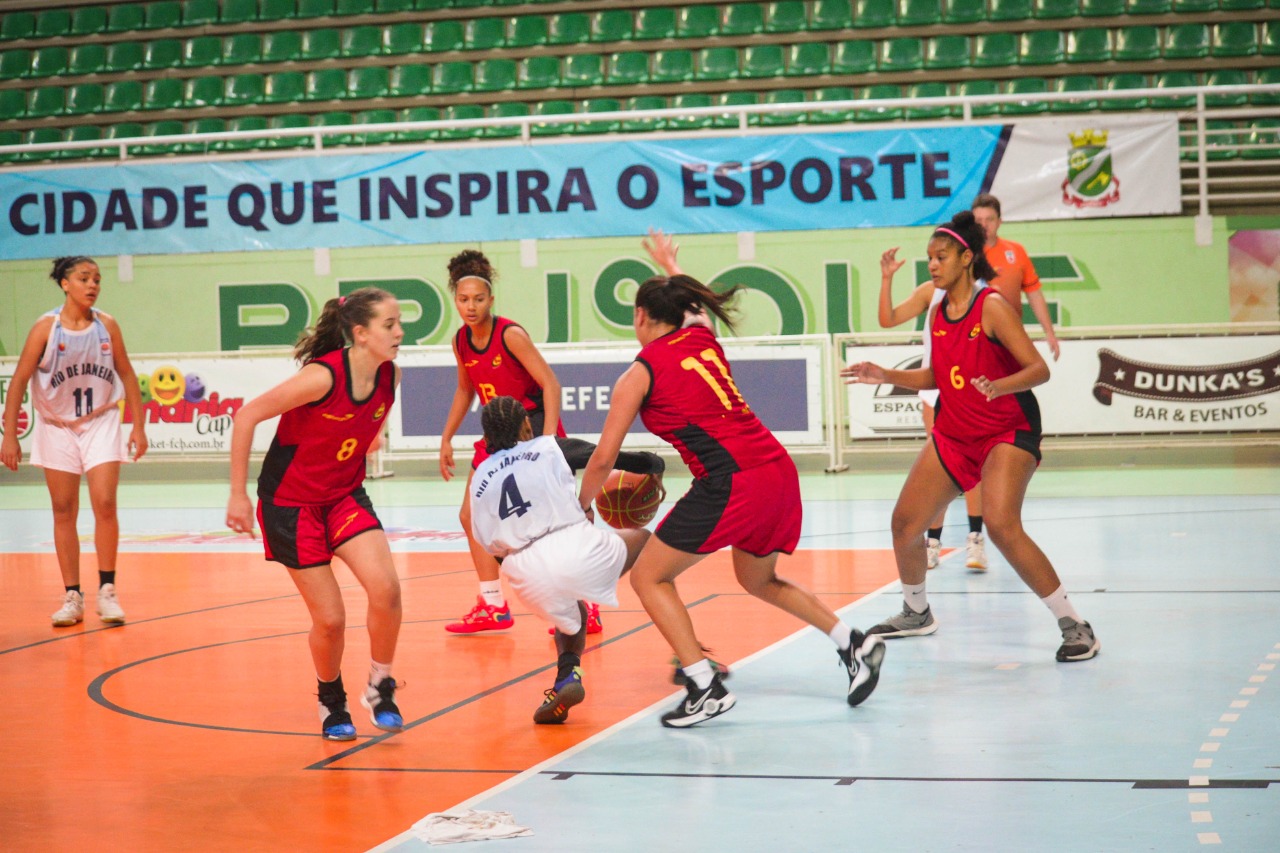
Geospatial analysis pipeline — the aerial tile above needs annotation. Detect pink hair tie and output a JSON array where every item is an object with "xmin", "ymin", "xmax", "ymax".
[
  {"xmin": 933, "ymin": 227, "xmax": 969, "ymax": 250},
  {"xmin": 338, "ymin": 296, "xmax": 346, "ymax": 306}
]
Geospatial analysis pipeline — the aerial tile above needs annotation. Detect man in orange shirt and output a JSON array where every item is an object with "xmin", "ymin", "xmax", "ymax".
[{"xmin": 973, "ymin": 194, "xmax": 1061, "ymax": 361}]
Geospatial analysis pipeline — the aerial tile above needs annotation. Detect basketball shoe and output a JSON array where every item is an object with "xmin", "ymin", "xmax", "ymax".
[
  {"xmin": 51, "ymin": 590, "xmax": 85, "ymax": 627},
  {"xmin": 1056, "ymin": 617, "xmax": 1100, "ymax": 662},
  {"xmin": 926, "ymin": 537, "xmax": 941, "ymax": 570},
  {"xmin": 838, "ymin": 629, "xmax": 887, "ymax": 707},
  {"xmin": 361, "ymin": 676, "xmax": 404, "ymax": 732},
  {"xmin": 867, "ymin": 603, "xmax": 938, "ymax": 638},
  {"xmin": 547, "ymin": 602, "xmax": 602, "ymax": 636},
  {"xmin": 97, "ymin": 583, "xmax": 126, "ymax": 624},
  {"xmin": 534, "ymin": 667, "xmax": 585, "ymax": 724},
  {"xmin": 446, "ymin": 596, "xmax": 514, "ymax": 633},
  {"xmin": 671, "ymin": 647, "xmax": 730, "ymax": 686},
  {"xmin": 318, "ymin": 682, "xmax": 357, "ymax": 742},
  {"xmin": 966, "ymin": 532, "xmax": 988, "ymax": 572},
  {"xmin": 661, "ymin": 673, "xmax": 735, "ymax": 728}
]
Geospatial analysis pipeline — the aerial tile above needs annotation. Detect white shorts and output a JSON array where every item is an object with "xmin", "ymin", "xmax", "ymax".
[
  {"xmin": 502, "ymin": 521, "xmax": 627, "ymax": 635},
  {"xmin": 30, "ymin": 413, "xmax": 127, "ymax": 475}
]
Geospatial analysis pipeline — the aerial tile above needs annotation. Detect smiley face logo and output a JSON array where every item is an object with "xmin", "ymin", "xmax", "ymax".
[
  {"xmin": 150, "ymin": 366, "xmax": 185, "ymax": 405},
  {"xmin": 184, "ymin": 373, "xmax": 207, "ymax": 402}
]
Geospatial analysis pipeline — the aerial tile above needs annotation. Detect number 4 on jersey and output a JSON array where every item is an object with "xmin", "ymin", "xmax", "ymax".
[{"xmin": 498, "ymin": 473, "xmax": 533, "ymax": 520}]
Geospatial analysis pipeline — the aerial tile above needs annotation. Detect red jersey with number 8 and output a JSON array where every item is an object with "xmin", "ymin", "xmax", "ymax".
[
  {"xmin": 636, "ymin": 326, "xmax": 787, "ymax": 478},
  {"xmin": 257, "ymin": 348, "xmax": 396, "ymax": 506},
  {"xmin": 931, "ymin": 288, "xmax": 1040, "ymax": 443}
]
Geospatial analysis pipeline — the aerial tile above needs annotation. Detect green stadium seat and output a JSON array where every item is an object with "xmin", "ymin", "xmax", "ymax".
[
  {"xmin": 1067, "ymin": 29, "xmax": 1111, "ymax": 63},
  {"xmin": 622, "ymin": 95, "xmax": 667, "ymax": 131},
  {"xmin": 1151, "ymin": 71, "xmax": 1198, "ymax": 108},
  {"xmin": 1, "ymin": 49, "xmax": 31, "ymax": 80},
  {"xmin": 396, "ymin": 106, "xmax": 441, "ymax": 142},
  {"xmin": 958, "ymin": 79, "xmax": 1000, "ymax": 116},
  {"xmin": 24, "ymin": 128, "xmax": 66, "ymax": 161},
  {"xmin": 223, "ymin": 34, "xmax": 262, "ymax": 65},
  {"xmin": 696, "ymin": 47, "xmax": 739, "ymax": 80},
  {"xmin": 608, "ymin": 51, "xmax": 650, "ymax": 85},
  {"xmin": 854, "ymin": 84, "xmax": 904, "ymax": 121},
  {"xmin": 1221, "ymin": 0, "xmax": 1263, "ymax": 7},
  {"xmin": 30, "ymin": 47, "xmax": 69, "ymax": 79},
  {"xmin": 389, "ymin": 64, "xmax": 432, "ymax": 96},
  {"xmin": 1260, "ymin": 21, "xmax": 1280, "ymax": 56},
  {"xmin": 1002, "ymin": 77, "xmax": 1049, "ymax": 114},
  {"xmin": 592, "ymin": 9, "xmax": 634, "ymax": 42},
  {"xmin": 466, "ymin": 18, "xmax": 507, "ymax": 50},
  {"xmin": 185, "ymin": 117, "xmax": 227, "ymax": 154},
  {"xmin": 0, "ymin": 88, "xmax": 25, "ymax": 118},
  {"xmin": 353, "ymin": 109, "xmax": 398, "ymax": 144},
  {"xmin": 532, "ymin": 100, "xmax": 575, "ymax": 137},
  {"xmin": 263, "ymin": 70, "xmax": 306, "ymax": 102},
  {"xmin": 743, "ymin": 44, "xmax": 786, "ymax": 77},
  {"xmin": 906, "ymin": 82, "xmax": 952, "ymax": 118},
  {"xmin": 268, "ymin": 114, "xmax": 312, "ymax": 149},
  {"xmin": 221, "ymin": 115, "xmax": 270, "ymax": 151},
  {"xmin": 434, "ymin": 61, "xmax": 473, "ymax": 94},
  {"xmin": 714, "ymin": 91, "xmax": 758, "ymax": 127},
  {"xmin": 348, "ymin": 66, "xmax": 390, "ymax": 98},
  {"xmin": 106, "ymin": 5, "xmax": 145, "ymax": 33},
  {"xmin": 182, "ymin": 37, "xmax": 223, "ymax": 68},
  {"xmin": 678, "ymin": 6, "xmax": 720, "ymax": 37},
  {"xmin": 1114, "ymin": 26, "xmax": 1160, "ymax": 61},
  {"xmin": 548, "ymin": 13, "xmax": 591, "ymax": 45},
  {"xmin": 880, "ymin": 37, "xmax": 924, "ymax": 70},
  {"xmin": 263, "ymin": 32, "xmax": 303, "ymax": 63},
  {"xmin": 1125, "ymin": 0, "xmax": 1169, "ymax": 12},
  {"xmin": 314, "ymin": 111, "xmax": 356, "ymax": 147},
  {"xmin": 0, "ymin": 12, "xmax": 36, "ymax": 41},
  {"xmin": 1172, "ymin": 0, "xmax": 1217, "ymax": 8},
  {"xmin": 67, "ymin": 83, "xmax": 106, "ymax": 115},
  {"xmin": 510, "ymin": 16, "xmax": 549, "ymax": 47},
  {"xmin": 811, "ymin": 86, "xmax": 855, "ymax": 123},
  {"xmin": 1201, "ymin": 120, "xmax": 1239, "ymax": 161},
  {"xmin": 185, "ymin": 75, "xmax": 226, "ymax": 107},
  {"xmin": 927, "ymin": 35, "xmax": 970, "ymax": 68},
  {"xmin": 989, "ymin": 0, "xmax": 1032, "ymax": 19},
  {"xmin": 414, "ymin": 0, "xmax": 452, "ymax": 8},
  {"xmin": 105, "ymin": 80, "xmax": 144, "ymax": 112},
  {"xmin": 302, "ymin": 30, "xmax": 342, "ymax": 60},
  {"xmin": 425, "ymin": 20, "xmax": 464, "ymax": 52},
  {"xmin": 518, "ymin": 55, "xmax": 561, "ymax": 88},
  {"xmin": 104, "ymin": 122, "xmax": 145, "ymax": 148},
  {"xmin": 307, "ymin": 68, "xmax": 348, "ymax": 101},
  {"xmin": 183, "ymin": 0, "xmax": 220, "ymax": 26},
  {"xmin": 1205, "ymin": 68, "xmax": 1249, "ymax": 106},
  {"xmin": 65, "ymin": 126, "xmax": 107, "ymax": 160},
  {"xmin": 259, "ymin": 0, "xmax": 297, "ymax": 22},
  {"xmin": 1034, "ymin": 0, "xmax": 1079, "ymax": 17},
  {"xmin": 1020, "ymin": 30, "xmax": 1065, "ymax": 64},
  {"xmin": 1254, "ymin": 68, "xmax": 1280, "ymax": 105},
  {"xmin": 335, "ymin": 0, "xmax": 375, "ymax": 14},
  {"xmin": 1166, "ymin": 24, "xmax": 1210, "ymax": 59},
  {"xmin": 651, "ymin": 49, "xmax": 694, "ymax": 82},
  {"xmin": 376, "ymin": 0, "xmax": 415, "ymax": 10},
  {"xmin": 145, "ymin": 2, "xmax": 183, "ymax": 30},
  {"xmin": 787, "ymin": 42, "xmax": 831, "ymax": 75},
  {"xmin": 943, "ymin": 0, "xmax": 986, "ymax": 22},
  {"xmin": 812, "ymin": 0, "xmax": 855, "ymax": 28},
  {"xmin": 1051, "ymin": 75, "xmax": 1098, "ymax": 111},
  {"xmin": 723, "ymin": 3, "xmax": 766, "ymax": 35},
  {"xmin": 343, "ymin": 26, "xmax": 385, "ymax": 57},
  {"xmin": 668, "ymin": 93, "xmax": 714, "ymax": 129},
  {"xmin": 761, "ymin": 89, "xmax": 807, "ymax": 126},
  {"xmin": 220, "ymin": 0, "xmax": 259, "ymax": 24},
  {"xmin": 384, "ymin": 23, "xmax": 424, "ymax": 55},
  {"xmin": 898, "ymin": 0, "xmax": 942, "ymax": 25},
  {"xmin": 974, "ymin": 32, "xmax": 1017, "ymax": 67},
  {"xmin": 564, "ymin": 53, "xmax": 604, "ymax": 87},
  {"xmin": 486, "ymin": 102, "xmax": 530, "ymax": 138},
  {"xmin": 1242, "ymin": 118, "xmax": 1280, "ymax": 159},
  {"xmin": 103, "ymin": 42, "xmax": 143, "ymax": 73},
  {"xmin": 854, "ymin": 0, "xmax": 896, "ymax": 27},
  {"xmin": 1213, "ymin": 22, "xmax": 1258, "ymax": 57},
  {"xmin": 0, "ymin": 129, "xmax": 23, "ymax": 164},
  {"xmin": 1080, "ymin": 0, "xmax": 1124, "ymax": 13},
  {"xmin": 832, "ymin": 39, "xmax": 876, "ymax": 73},
  {"xmin": 34, "ymin": 9, "xmax": 71, "ymax": 39},
  {"xmin": 474, "ymin": 58, "xmax": 517, "ymax": 92},
  {"xmin": 635, "ymin": 7, "xmax": 676, "ymax": 40},
  {"xmin": 1100, "ymin": 73, "xmax": 1147, "ymax": 109},
  {"xmin": 767, "ymin": 2, "xmax": 808, "ymax": 32},
  {"xmin": 296, "ymin": 0, "xmax": 335, "ymax": 17},
  {"xmin": 28, "ymin": 86, "xmax": 67, "ymax": 118},
  {"xmin": 579, "ymin": 97, "xmax": 623, "ymax": 133}
]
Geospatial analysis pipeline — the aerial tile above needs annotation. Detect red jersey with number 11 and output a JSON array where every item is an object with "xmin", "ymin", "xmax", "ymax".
[
  {"xmin": 637, "ymin": 326, "xmax": 787, "ymax": 479},
  {"xmin": 257, "ymin": 348, "xmax": 396, "ymax": 506}
]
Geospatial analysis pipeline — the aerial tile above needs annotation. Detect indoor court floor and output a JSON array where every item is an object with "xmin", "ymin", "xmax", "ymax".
[{"xmin": 1, "ymin": 448, "xmax": 1277, "ymax": 852}]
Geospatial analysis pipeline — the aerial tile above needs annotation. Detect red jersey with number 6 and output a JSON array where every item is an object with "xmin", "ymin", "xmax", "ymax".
[
  {"xmin": 931, "ymin": 288, "xmax": 1041, "ymax": 443},
  {"xmin": 636, "ymin": 325, "xmax": 787, "ymax": 479},
  {"xmin": 455, "ymin": 317, "xmax": 563, "ymax": 435},
  {"xmin": 257, "ymin": 348, "xmax": 396, "ymax": 506}
]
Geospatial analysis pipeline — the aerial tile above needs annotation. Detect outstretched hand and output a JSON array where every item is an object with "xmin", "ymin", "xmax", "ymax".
[
  {"xmin": 880, "ymin": 248, "xmax": 905, "ymax": 278},
  {"xmin": 840, "ymin": 362, "xmax": 887, "ymax": 385},
  {"xmin": 642, "ymin": 228, "xmax": 682, "ymax": 275}
]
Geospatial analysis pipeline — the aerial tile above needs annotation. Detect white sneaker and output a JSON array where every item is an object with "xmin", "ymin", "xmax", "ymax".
[
  {"xmin": 97, "ymin": 583, "xmax": 126, "ymax": 624},
  {"xmin": 925, "ymin": 537, "xmax": 941, "ymax": 570},
  {"xmin": 966, "ymin": 532, "xmax": 988, "ymax": 572},
  {"xmin": 52, "ymin": 590, "xmax": 85, "ymax": 627}
]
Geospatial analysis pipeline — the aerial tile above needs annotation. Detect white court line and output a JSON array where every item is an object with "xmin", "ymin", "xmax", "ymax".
[
  {"xmin": 1188, "ymin": 793, "xmax": 1209, "ymax": 804},
  {"xmin": 1190, "ymin": 811, "xmax": 1213, "ymax": 823},
  {"xmin": 1197, "ymin": 832, "xmax": 1222, "ymax": 845}
]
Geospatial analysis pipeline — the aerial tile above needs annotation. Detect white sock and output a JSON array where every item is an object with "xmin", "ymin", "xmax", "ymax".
[
  {"xmin": 479, "ymin": 580, "xmax": 504, "ymax": 608},
  {"xmin": 682, "ymin": 658, "xmax": 714, "ymax": 690},
  {"xmin": 903, "ymin": 582, "xmax": 928, "ymax": 614},
  {"xmin": 828, "ymin": 619, "xmax": 852, "ymax": 650},
  {"xmin": 368, "ymin": 660, "xmax": 393, "ymax": 690},
  {"xmin": 1041, "ymin": 585, "xmax": 1081, "ymax": 623}
]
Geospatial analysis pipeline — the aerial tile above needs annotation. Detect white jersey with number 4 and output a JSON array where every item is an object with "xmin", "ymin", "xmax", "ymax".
[
  {"xmin": 470, "ymin": 435, "xmax": 586, "ymax": 558},
  {"xmin": 34, "ymin": 307, "xmax": 123, "ymax": 429}
]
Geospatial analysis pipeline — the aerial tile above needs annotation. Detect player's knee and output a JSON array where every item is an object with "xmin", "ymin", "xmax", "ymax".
[
  {"xmin": 313, "ymin": 611, "xmax": 345, "ymax": 639},
  {"xmin": 91, "ymin": 497, "xmax": 118, "ymax": 520},
  {"xmin": 890, "ymin": 506, "xmax": 925, "ymax": 542},
  {"xmin": 984, "ymin": 516, "xmax": 1023, "ymax": 550},
  {"xmin": 49, "ymin": 497, "xmax": 78, "ymax": 520}
]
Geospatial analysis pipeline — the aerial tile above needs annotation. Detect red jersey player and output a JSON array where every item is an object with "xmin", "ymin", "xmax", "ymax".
[
  {"xmin": 226, "ymin": 287, "xmax": 408, "ymax": 741},
  {"xmin": 843, "ymin": 211, "xmax": 1099, "ymax": 664},
  {"xmin": 577, "ymin": 229, "xmax": 886, "ymax": 728}
]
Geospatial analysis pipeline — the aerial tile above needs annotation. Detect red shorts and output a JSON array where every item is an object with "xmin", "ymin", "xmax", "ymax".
[
  {"xmin": 257, "ymin": 488, "xmax": 382, "ymax": 569},
  {"xmin": 932, "ymin": 428, "xmax": 1041, "ymax": 493},
  {"xmin": 656, "ymin": 455, "xmax": 802, "ymax": 557}
]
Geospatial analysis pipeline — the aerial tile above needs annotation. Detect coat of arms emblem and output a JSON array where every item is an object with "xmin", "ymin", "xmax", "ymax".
[{"xmin": 1062, "ymin": 129, "xmax": 1120, "ymax": 209}]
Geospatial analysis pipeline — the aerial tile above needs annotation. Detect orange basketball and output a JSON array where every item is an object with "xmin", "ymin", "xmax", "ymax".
[{"xmin": 595, "ymin": 470, "xmax": 666, "ymax": 529}]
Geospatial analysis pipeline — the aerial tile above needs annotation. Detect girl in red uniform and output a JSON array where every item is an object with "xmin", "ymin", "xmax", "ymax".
[
  {"xmin": 226, "ymin": 287, "xmax": 407, "ymax": 741},
  {"xmin": 578, "ymin": 230, "xmax": 886, "ymax": 728},
  {"xmin": 843, "ymin": 212, "xmax": 1099, "ymax": 663}
]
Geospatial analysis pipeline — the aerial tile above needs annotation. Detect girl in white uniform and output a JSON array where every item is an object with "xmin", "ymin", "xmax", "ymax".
[
  {"xmin": 470, "ymin": 396, "xmax": 650, "ymax": 724},
  {"xmin": 1, "ymin": 257, "xmax": 148, "ymax": 627}
]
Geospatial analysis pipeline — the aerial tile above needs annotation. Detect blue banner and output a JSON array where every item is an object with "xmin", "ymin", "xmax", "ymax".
[{"xmin": 0, "ymin": 127, "xmax": 1005, "ymax": 259}]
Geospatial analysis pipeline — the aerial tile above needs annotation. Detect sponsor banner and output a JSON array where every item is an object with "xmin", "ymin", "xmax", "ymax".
[{"xmin": 845, "ymin": 333, "xmax": 1280, "ymax": 438}]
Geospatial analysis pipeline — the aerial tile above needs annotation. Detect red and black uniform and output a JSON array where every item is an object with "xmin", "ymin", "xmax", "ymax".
[
  {"xmin": 931, "ymin": 287, "xmax": 1042, "ymax": 492},
  {"xmin": 637, "ymin": 325, "xmax": 801, "ymax": 556},
  {"xmin": 455, "ymin": 316, "xmax": 565, "ymax": 467},
  {"xmin": 257, "ymin": 348, "xmax": 396, "ymax": 569}
]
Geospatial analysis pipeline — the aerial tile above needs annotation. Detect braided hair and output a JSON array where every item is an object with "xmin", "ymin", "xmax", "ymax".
[
  {"xmin": 50, "ymin": 256, "xmax": 96, "ymax": 286},
  {"xmin": 634, "ymin": 274, "xmax": 740, "ymax": 333},
  {"xmin": 481, "ymin": 396, "xmax": 530, "ymax": 453},
  {"xmin": 447, "ymin": 249, "xmax": 496, "ymax": 294},
  {"xmin": 931, "ymin": 210, "xmax": 998, "ymax": 282},
  {"xmin": 293, "ymin": 287, "xmax": 394, "ymax": 363}
]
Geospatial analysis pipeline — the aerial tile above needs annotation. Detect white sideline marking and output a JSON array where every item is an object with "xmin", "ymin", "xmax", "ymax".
[
  {"xmin": 1196, "ymin": 832, "xmax": 1222, "ymax": 844},
  {"xmin": 1188, "ymin": 793, "xmax": 1209, "ymax": 804},
  {"xmin": 1193, "ymin": 759, "xmax": 1213, "ymax": 769},
  {"xmin": 1190, "ymin": 811, "xmax": 1213, "ymax": 823}
]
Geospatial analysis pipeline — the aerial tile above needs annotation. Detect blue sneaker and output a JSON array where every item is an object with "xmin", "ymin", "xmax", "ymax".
[
  {"xmin": 534, "ymin": 667, "xmax": 585, "ymax": 724},
  {"xmin": 318, "ymin": 689, "xmax": 357, "ymax": 742},
  {"xmin": 360, "ymin": 676, "xmax": 404, "ymax": 733}
]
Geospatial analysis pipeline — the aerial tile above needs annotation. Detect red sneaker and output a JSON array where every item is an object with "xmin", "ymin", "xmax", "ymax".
[
  {"xmin": 446, "ymin": 596, "xmax": 514, "ymax": 634},
  {"xmin": 547, "ymin": 602, "xmax": 604, "ymax": 636}
]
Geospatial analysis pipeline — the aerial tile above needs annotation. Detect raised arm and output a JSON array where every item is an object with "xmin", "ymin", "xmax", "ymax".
[
  {"xmin": 878, "ymin": 248, "xmax": 935, "ymax": 328},
  {"xmin": 642, "ymin": 228, "xmax": 683, "ymax": 276}
]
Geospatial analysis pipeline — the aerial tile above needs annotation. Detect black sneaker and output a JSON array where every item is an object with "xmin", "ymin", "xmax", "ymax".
[
  {"xmin": 660, "ymin": 674, "xmax": 736, "ymax": 728},
  {"xmin": 838, "ymin": 628, "xmax": 887, "ymax": 707},
  {"xmin": 533, "ymin": 667, "xmax": 585, "ymax": 724},
  {"xmin": 359, "ymin": 676, "xmax": 404, "ymax": 733},
  {"xmin": 671, "ymin": 650, "xmax": 730, "ymax": 686},
  {"xmin": 317, "ymin": 687, "xmax": 357, "ymax": 742}
]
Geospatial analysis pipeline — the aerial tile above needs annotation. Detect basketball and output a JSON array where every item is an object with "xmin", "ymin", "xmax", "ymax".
[{"xmin": 595, "ymin": 470, "xmax": 666, "ymax": 529}]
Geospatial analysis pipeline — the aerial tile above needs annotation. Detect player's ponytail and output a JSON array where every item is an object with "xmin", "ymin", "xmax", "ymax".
[
  {"xmin": 447, "ymin": 249, "xmax": 496, "ymax": 293},
  {"xmin": 481, "ymin": 396, "xmax": 529, "ymax": 453},
  {"xmin": 635, "ymin": 274, "xmax": 740, "ymax": 334},
  {"xmin": 294, "ymin": 287, "xmax": 393, "ymax": 363},
  {"xmin": 50, "ymin": 256, "xmax": 96, "ymax": 285},
  {"xmin": 932, "ymin": 211, "xmax": 997, "ymax": 282}
]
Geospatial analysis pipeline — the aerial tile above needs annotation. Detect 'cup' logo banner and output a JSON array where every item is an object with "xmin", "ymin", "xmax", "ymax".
[{"xmin": 1092, "ymin": 348, "xmax": 1280, "ymax": 406}]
